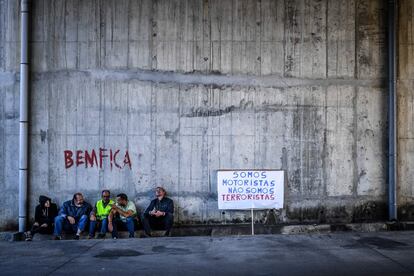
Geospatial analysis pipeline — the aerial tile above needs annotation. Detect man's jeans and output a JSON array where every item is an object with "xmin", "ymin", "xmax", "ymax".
[
  {"xmin": 111, "ymin": 217, "xmax": 135, "ymax": 238},
  {"xmin": 54, "ymin": 215, "xmax": 88, "ymax": 236},
  {"xmin": 89, "ymin": 218, "xmax": 109, "ymax": 237},
  {"xmin": 142, "ymin": 213, "xmax": 173, "ymax": 235}
]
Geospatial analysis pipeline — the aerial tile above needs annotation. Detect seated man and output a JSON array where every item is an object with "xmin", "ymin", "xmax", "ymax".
[
  {"xmin": 88, "ymin": 189, "xmax": 114, "ymax": 239},
  {"xmin": 142, "ymin": 187, "xmax": 174, "ymax": 237},
  {"xmin": 25, "ymin": 195, "xmax": 58, "ymax": 241},
  {"xmin": 108, "ymin": 193, "xmax": 137, "ymax": 239},
  {"xmin": 53, "ymin": 193, "xmax": 92, "ymax": 240}
]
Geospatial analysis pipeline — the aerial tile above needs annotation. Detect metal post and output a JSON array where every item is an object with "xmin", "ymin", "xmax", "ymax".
[
  {"xmin": 251, "ymin": 209, "xmax": 254, "ymax": 235},
  {"xmin": 19, "ymin": 0, "xmax": 30, "ymax": 232},
  {"xmin": 387, "ymin": 0, "xmax": 398, "ymax": 221}
]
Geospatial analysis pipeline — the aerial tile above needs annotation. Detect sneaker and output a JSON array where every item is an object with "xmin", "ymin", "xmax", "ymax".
[
  {"xmin": 24, "ymin": 232, "xmax": 32, "ymax": 241},
  {"xmin": 97, "ymin": 233, "xmax": 106, "ymax": 239},
  {"xmin": 164, "ymin": 231, "xmax": 171, "ymax": 237},
  {"xmin": 129, "ymin": 234, "xmax": 135, "ymax": 238},
  {"xmin": 73, "ymin": 234, "xmax": 80, "ymax": 240},
  {"xmin": 53, "ymin": 235, "xmax": 61, "ymax": 240},
  {"xmin": 112, "ymin": 236, "xmax": 118, "ymax": 240},
  {"xmin": 88, "ymin": 235, "xmax": 94, "ymax": 239}
]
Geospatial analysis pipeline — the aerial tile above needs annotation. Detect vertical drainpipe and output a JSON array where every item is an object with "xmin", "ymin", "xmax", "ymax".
[
  {"xmin": 387, "ymin": 0, "xmax": 397, "ymax": 221},
  {"xmin": 19, "ymin": 0, "xmax": 30, "ymax": 232}
]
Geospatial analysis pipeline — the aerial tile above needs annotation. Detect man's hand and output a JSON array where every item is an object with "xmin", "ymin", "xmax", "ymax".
[
  {"xmin": 111, "ymin": 205, "xmax": 119, "ymax": 211},
  {"xmin": 154, "ymin": 211, "xmax": 165, "ymax": 217},
  {"xmin": 90, "ymin": 214, "xmax": 96, "ymax": 221},
  {"xmin": 40, "ymin": 223, "xmax": 48, "ymax": 228},
  {"xmin": 67, "ymin": 216, "xmax": 75, "ymax": 224},
  {"xmin": 33, "ymin": 222, "xmax": 39, "ymax": 227},
  {"xmin": 149, "ymin": 210, "xmax": 156, "ymax": 216}
]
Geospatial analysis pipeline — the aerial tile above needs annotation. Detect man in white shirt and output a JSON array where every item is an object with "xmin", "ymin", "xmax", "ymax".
[{"xmin": 108, "ymin": 193, "xmax": 137, "ymax": 238}]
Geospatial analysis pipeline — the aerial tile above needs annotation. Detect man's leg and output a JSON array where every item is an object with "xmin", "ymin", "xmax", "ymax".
[
  {"xmin": 73, "ymin": 215, "xmax": 88, "ymax": 239},
  {"xmin": 53, "ymin": 216, "xmax": 65, "ymax": 238},
  {"xmin": 126, "ymin": 217, "xmax": 135, "ymax": 238},
  {"xmin": 111, "ymin": 219, "xmax": 119, "ymax": 239},
  {"xmin": 100, "ymin": 218, "xmax": 108, "ymax": 234},
  {"xmin": 38, "ymin": 224, "xmax": 53, "ymax": 235},
  {"xmin": 141, "ymin": 213, "xmax": 152, "ymax": 236},
  {"xmin": 30, "ymin": 223, "xmax": 40, "ymax": 235},
  {"xmin": 163, "ymin": 213, "xmax": 174, "ymax": 236},
  {"xmin": 25, "ymin": 223, "xmax": 39, "ymax": 241},
  {"xmin": 89, "ymin": 219, "xmax": 97, "ymax": 238},
  {"xmin": 78, "ymin": 215, "xmax": 88, "ymax": 232}
]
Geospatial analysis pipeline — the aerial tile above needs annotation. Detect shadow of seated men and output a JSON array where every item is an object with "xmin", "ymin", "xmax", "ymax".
[
  {"xmin": 53, "ymin": 193, "xmax": 92, "ymax": 240},
  {"xmin": 141, "ymin": 187, "xmax": 174, "ymax": 237},
  {"xmin": 108, "ymin": 193, "xmax": 137, "ymax": 239}
]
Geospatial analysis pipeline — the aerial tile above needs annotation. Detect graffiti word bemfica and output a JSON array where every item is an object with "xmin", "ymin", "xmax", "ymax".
[{"xmin": 64, "ymin": 148, "xmax": 132, "ymax": 170}]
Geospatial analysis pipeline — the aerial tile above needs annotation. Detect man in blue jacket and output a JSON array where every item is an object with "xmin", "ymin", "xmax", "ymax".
[
  {"xmin": 141, "ymin": 187, "xmax": 174, "ymax": 237},
  {"xmin": 53, "ymin": 193, "xmax": 92, "ymax": 240}
]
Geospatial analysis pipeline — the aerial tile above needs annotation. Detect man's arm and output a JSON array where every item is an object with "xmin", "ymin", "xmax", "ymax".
[
  {"xmin": 117, "ymin": 209, "xmax": 134, "ymax": 218},
  {"xmin": 34, "ymin": 205, "xmax": 41, "ymax": 223},
  {"xmin": 58, "ymin": 202, "xmax": 68, "ymax": 217},
  {"xmin": 90, "ymin": 203, "xmax": 98, "ymax": 217},
  {"xmin": 113, "ymin": 203, "xmax": 135, "ymax": 218},
  {"xmin": 144, "ymin": 200, "xmax": 155, "ymax": 215},
  {"xmin": 46, "ymin": 204, "xmax": 58, "ymax": 224},
  {"xmin": 157, "ymin": 199, "xmax": 174, "ymax": 217},
  {"xmin": 107, "ymin": 210, "xmax": 115, "ymax": 232},
  {"xmin": 81, "ymin": 202, "xmax": 92, "ymax": 218},
  {"xmin": 166, "ymin": 199, "xmax": 174, "ymax": 215}
]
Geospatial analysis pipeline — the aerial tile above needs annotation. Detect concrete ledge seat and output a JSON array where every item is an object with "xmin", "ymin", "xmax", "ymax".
[{"xmin": 3, "ymin": 222, "xmax": 414, "ymax": 241}]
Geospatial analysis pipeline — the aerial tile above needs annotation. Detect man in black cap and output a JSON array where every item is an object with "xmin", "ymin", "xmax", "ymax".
[{"xmin": 25, "ymin": 195, "xmax": 58, "ymax": 241}]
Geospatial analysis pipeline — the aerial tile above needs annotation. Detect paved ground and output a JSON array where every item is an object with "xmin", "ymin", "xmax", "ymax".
[{"xmin": 1, "ymin": 231, "xmax": 414, "ymax": 275}]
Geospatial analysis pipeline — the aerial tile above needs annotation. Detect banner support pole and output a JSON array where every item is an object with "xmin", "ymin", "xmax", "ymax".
[{"xmin": 251, "ymin": 208, "xmax": 254, "ymax": 236}]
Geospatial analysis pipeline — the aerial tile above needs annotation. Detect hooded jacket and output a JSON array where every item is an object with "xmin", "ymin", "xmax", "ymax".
[{"xmin": 35, "ymin": 195, "xmax": 58, "ymax": 225}]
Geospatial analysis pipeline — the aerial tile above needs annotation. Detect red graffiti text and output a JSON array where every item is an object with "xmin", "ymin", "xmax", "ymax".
[{"xmin": 64, "ymin": 148, "xmax": 132, "ymax": 170}]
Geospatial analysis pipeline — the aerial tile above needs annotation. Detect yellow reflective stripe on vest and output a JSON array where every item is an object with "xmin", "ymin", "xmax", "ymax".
[{"xmin": 96, "ymin": 199, "xmax": 114, "ymax": 220}]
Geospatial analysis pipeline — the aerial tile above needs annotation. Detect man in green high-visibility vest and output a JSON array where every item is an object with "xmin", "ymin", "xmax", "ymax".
[{"xmin": 88, "ymin": 190, "xmax": 114, "ymax": 239}]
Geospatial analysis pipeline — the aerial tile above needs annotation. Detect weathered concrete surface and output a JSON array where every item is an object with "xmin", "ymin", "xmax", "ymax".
[
  {"xmin": 0, "ymin": 0, "xmax": 412, "ymax": 229},
  {"xmin": 398, "ymin": 0, "xmax": 414, "ymax": 221},
  {"xmin": 1, "ymin": 232, "xmax": 414, "ymax": 275}
]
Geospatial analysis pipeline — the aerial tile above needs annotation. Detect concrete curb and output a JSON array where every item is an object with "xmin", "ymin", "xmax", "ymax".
[{"xmin": 3, "ymin": 221, "xmax": 414, "ymax": 241}]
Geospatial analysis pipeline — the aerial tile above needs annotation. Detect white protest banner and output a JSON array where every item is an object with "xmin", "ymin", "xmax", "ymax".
[{"xmin": 217, "ymin": 170, "xmax": 284, "ymax": 210}]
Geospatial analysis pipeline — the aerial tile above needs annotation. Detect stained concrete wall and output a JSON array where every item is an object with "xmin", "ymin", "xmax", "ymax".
[
  {"xmin": 0, "ymin": 0, "xmax": 411, "ymax": 230},
  {"xmin": 398, "ymin": 0, "xmax": 414, "ymax": 221}
]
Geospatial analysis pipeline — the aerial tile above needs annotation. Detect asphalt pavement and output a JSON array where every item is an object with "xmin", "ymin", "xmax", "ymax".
[{"xmin": 1, "ymin": 231, "xmax": 414, "ymax": 275}]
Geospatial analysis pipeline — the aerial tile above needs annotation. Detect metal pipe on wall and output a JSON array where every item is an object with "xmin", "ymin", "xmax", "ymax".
[
  {"xmin": 387, "ymin": 0, "xmax": 398, "ymax": 221},
  {"xmin": 19, "ymin": 0, "xmax": 30, "ymax": 232}
]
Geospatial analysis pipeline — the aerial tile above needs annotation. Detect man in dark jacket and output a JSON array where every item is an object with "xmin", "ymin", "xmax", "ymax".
[
  {"xmin": 25, "ymin": 195, "xmax": 58, "ymax": 241},
  {"xmin": 141, "ymin": 187, "xmax": 174, "ymax": 237},
  {"xmin": 53, "ymin": 193, "xmax": 92, "ymax": 240}
]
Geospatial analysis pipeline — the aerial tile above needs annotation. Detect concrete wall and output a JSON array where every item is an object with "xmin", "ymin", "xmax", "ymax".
[
  {"xmin": 398, "ymin": 0, "xmax": 414, "ymax": 221},
  {"xmin": 0, "ymin": 0, "xmax": 411, "ymax": 230}
]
